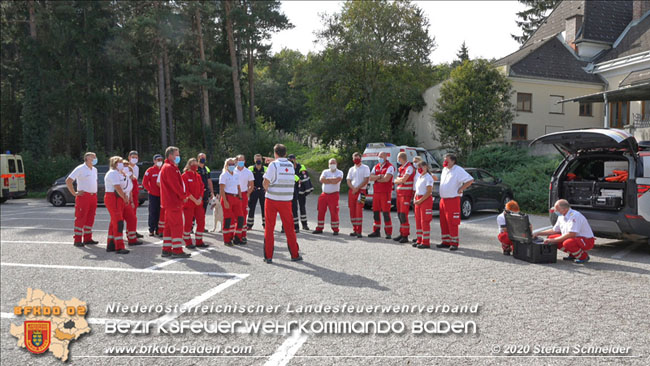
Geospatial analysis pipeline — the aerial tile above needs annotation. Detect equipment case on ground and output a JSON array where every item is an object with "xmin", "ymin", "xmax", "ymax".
[{"xmin": 505, "ymin": 212, "xmax": 557, "ymax": 264}]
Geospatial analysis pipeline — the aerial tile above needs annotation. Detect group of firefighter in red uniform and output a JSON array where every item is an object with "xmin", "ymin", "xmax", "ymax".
[{"xmin": 66, "ymin": 145, "xmax": 596, "ymax": 264}]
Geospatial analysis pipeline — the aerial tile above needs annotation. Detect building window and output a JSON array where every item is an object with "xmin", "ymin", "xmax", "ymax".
[
  {"xmin": 579, "ymin": 102, "xmax": 592, "ymax": 116},
  {"xmin": 512, "ymin": 124, "xmax": 528, "ymax": 140},
  {"xmin": 517, "ymin": 93, "xmax": 532, "ymax": 112},
  {"xmin": 609, "ymin": 101, "xmax": 630, "ymax": 128},
  {"xmin": 550, "ymin": 95, "xmax": 564, "ymax": 114}
]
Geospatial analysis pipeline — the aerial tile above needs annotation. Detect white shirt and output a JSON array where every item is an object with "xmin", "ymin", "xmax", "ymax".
[
  {"xmin": 347, "ymin": 164, "xmax": 370, "ymax": 188},
  {"xmin": 320, "ymin": 169, "xmax": 344, "ymax": 194},
  {"xmin": 121, "ymin": 175, "xmax": 133, "ymax": 195},
  {"xmin": 131, "ymin": 164, "xmax": 139, "ymax": 180},
  {"xmin": 414, "ymin": 173, "xmax": 434, "ymax": 195},
  {"xmin": 264, "ymin": 158, "xmax": 295, "ymax": 201},
  {"xmin": 497, "ymin": 212, "xmax": 506, "ymax": 232},
  {"xmin": 413, "ymin": 168, "xmax": 421, "ymax": 185},
  {"xmin": 68, "ymin": 164, "xmax": 98, "ymax": 193},
  {"xmin": 220, "ymin": 171, "xmax": 239, "ymax": 195},
  {"xmin": 235, "ymin": 167, "xmax": 254, "ymax": 192},
  {"xmin": 553, "ymin": 209, "xmax": 595, "ymax": 238},
  {"xmin": 371, "ymin": 164, "xmax": 395, "ymax": 176},
  {"xmin": 439, "ymin": 165, "xmax": 473, "ymax": 198},
  {"xmin": 104, "ymin": 170, "xmax": 123, "ymax": 193}
]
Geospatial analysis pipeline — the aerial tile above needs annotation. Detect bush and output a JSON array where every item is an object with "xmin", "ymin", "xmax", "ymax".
[
  {"xmin": 465, "ymin": 145, "xmax": 562, "ymax": 214},
  {"xmin": 21, "ymin": 152, "xmax": 79, "ymax": 190}
]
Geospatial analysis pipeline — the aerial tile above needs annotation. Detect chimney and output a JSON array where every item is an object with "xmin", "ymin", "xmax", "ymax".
[
  {"xmin": 633, "ymin": 0, "xmax": 650, "ymax": 21},
  {"xmin": 565, "ymin": 14, "xmax": 583, "ymax": 49}
]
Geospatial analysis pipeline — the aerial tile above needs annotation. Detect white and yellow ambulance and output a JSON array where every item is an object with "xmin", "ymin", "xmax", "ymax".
[{"xmin": 0, "ymin": 153, "xmax": 27, "ymax": 203}]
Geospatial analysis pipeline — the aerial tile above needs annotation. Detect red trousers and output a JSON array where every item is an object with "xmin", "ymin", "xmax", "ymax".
[
  {"xmin": 550, "ymin": 234, "xmax": 595, "ymax": 260},
  {"xmin": 158, "ymin": 206, "xmax": 166, "ymax": 235},
  {"xmin": 264, "ymin": 199, "xmax": 300, "ymax": 260},
  {"xmin": 184, "ymin": 204, "xmax": 206, "ymax": 246},
  {"xmin": 235, "ymin": 192, "xmax": 248, "ymax": 238},
  {"xmin": 221, "ymin": 194, "xmax": 241, "ymax": 243},
  {"xmin": 123, "ymin": 200, "xmax": 138, "ymax": 244},
  {"xmin": 498, "ymin": 231, "xmax": 513, "ymax": 252},
  {"xmin": 163, "ymin": 207, "xmax": 184, "ymax": 254},
  {"xmin": 440, "ymin": 197, "xmax": 461, "ymax": 246},
  {"xmin": 317, "ymin": 192, "xmax": 340, "ymax": 232},
  {"xmin": 348, "ymin": 189, "xmax": 365, "ymax": 234},
  {"xmin": 74, "ymin": 193, "xmax": 97, "ymax": 243},
  {"xmin": 397, "ymin": 193, "xmax": 413, "ymax": 236},
  {"xmin": 415, "ymin": 195, "xmax": 433, "ymax": 245},
  {"xmin": 104, "ymin": 194, "xmax": 125, "ymax": 250},
  {"xmin": 372, "ymin": 191, "xmax": 392, "ymax": 235},
  {"xmin": 131, "ymin": 178, "xmax": 139, "ymax": 209}
]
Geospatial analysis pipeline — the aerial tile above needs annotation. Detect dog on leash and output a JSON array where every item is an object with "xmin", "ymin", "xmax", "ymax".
[{"xmin": 209, "ymin": 195, "xmax": 224, "ymax": 233}]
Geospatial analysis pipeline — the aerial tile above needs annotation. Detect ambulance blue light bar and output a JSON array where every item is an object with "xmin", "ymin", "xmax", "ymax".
[{"xmin": 366, "ymin": 143, "xmax": 395, "ymax": 148}]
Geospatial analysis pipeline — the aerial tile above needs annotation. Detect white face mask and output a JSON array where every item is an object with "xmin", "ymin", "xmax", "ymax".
[
  {"xmin": 123, "ymin": 168, "xmax": 132, "ymax": 177},
  {"xmin": 116, "ymin": 162, "xmax": 124, "ymax": 170},
  {"xmin": 130, "ymin": 158, "xmax": 138, "ymax": 164},
  {"xmin": 156, "ymin": 161, "xmax": 163, "ymax": 167},
  {"xmin": 329, "ymin": 164, "xmax": 337, "ymax": 172}
]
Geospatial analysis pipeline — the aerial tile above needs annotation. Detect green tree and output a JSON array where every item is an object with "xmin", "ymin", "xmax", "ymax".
[
  {"xmin": 433, "ymin": 59, "xmax": 514, "ymax": 158},
  {"xmin": 512, "ymin": 0, "xmax": 561, "ymax": 44},
  {"xmin": 451, "ymin": 41, "xmax": 469, "ymax": 69},
  {"xmin": 300, "ymin": 0, "xmax": 436, "ymax": 151}
]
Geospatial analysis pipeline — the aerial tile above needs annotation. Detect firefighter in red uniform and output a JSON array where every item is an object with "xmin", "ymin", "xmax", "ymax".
[
  {"xmin": 66, "ymin": 152, "xmax": 99, "ymax": 247},
  {"xmin": 104, "ymin": 156, "xmax": 130, "ymax": 254},
  {"xmin": 121, "ymin": 161, "xmax": 143, "ymax": 246},
  {"xmin": 143, "ymin": 154, "xmax": 163, "ymax": 236},
  {"xmin": 368, "ymin": 151, "xmax": 395, "ymax": 239},
  {"xmin": 220, "ymin": 158, "xmax": 242, "ymax": 246},
  {"xmin": 159, "ymin": 146, "xmax": 191, "ymax": 258},
  {"xmin": 182, "ymin": 158, "xmax": 209, "ymax": 248},
  {"xmin": 437, "ymin": 153, "xmax": 474, "ymax": 251},
  {"xmin": 393, "ymin": 152, "xmax": 415, "ymax": 244},
  {"xmin": 263, "ymin": 144, "xmax": 302, "ymax": 263}
]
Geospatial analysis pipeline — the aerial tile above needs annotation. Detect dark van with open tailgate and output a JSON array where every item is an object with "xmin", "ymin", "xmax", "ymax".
[{"xmin": 530, "ymin": 129, "xmax": 650, "ymax": 242}]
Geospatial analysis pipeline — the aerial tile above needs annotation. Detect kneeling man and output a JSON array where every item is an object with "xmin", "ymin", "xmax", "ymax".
[{"xmin": 537, "ymin": 199, "xmax": 595, "ymax": 264}]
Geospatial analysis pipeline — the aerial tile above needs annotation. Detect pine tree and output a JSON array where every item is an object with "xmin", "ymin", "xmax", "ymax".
[
  {"xmin": 451, "ymin": 41, "xmax": 469, "ymax": 68},
  {"xmin": 512, "ymin": 0, "xmax": 561, "ymax": 44}
]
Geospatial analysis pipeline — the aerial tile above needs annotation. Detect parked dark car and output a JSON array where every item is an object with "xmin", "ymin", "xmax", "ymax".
[
  {"xmin": 210, "ymin": 170, "xmax": 222, "ymax": 194},
  {"xmin": 530, "ymin": 128, "xmax": 650, "ymax": 241},
  {"xmin": 47, "ymin": 164, "xmax": 149, "ymax": 207},
  {"xmin": 432, "ymin": 168, "xmax": 513, "ymax": 219}
]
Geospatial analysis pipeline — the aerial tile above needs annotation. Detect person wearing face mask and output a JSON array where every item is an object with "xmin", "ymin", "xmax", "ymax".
[
  {"xmin": 313, "ymin": 158, "xmax": 344, "ymax": 235},
  {"xmin": 127, "ymin": 151, "xmax": 143, "ymax": 239},
  {"xmin": 159, "ymin": 146, "xmax": 191, "ymax": 258},
  {"xmin": 104, "ymin": 156, "xmax": 130, "ymax": 254},
  {"xmin": 66, "ymin": 152, "xmax": 99, "ymax": 247},
  {"xmin": 143, "ymin": 154, "xmax": 164, "ymax": 236},
  {"xmin": 368, "ymin": 151, "xmax": 395, "ymax": 239},
  {"xmin": 413, "ymin": 161, "xmax": 435, "ymax": 248},
  {"xmin": 536, "ymin": 199, "xmax": 595, "ymax": 264},
  {"xmin": 247, "ymin": 154, "xmax": 267, "ymax": 230},
  {"xmin": 234, "ymin": 154, "xmax": 254, "ymax": 244},
  {"xmin": 393, "ymin": 152, "xmax": 416, "ymax": 244},
  {"xmin": 121, "ymin": 161, "xmax": 143, "ymax": 246},
  {"xmin": 346, "ymin": 152, "xmax": 370, "ymax": 237},
  {"xmin": 196, "ymin": 153, "xmax": 215, "ymax": 213},
  {"xmin": 437, "ymin": 153, "xmax": 473, "ymax": 251},
  {"xmin": 182, "ymin": 158, "xmax": 209, "ymax": 248},
  {"xmin": 219, "ymin": 158, "xmax": 242, "ymax": 246}
]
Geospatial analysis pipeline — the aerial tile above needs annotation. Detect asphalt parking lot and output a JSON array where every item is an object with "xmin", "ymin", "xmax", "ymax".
[{"xmin": 1, "ymin": 197, "xmax": 649, "ymax": 365}]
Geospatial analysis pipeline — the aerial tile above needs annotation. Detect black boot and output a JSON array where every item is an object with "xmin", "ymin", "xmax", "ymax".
[
  {"xmin": 106, "ymin": 240, "xmax": 115, "ymax": 252},
  {"xmin": 368, "ymin": 231, "xmax": 380, "ymax": 238}
]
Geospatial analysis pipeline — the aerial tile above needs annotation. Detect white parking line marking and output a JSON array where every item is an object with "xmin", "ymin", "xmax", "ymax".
[
  {"xmin": 612, "ymin": 242, "xmax": 642, "ymax": 259},
  {"xmin": 145, "ymin": 246, "xmax": 215, "ymax": 271},
  {"xmin": 264, "ymin": 329, "xmax": 309, "ymax": 366},
  {"xmin": 464, "ymin": 214, "xmax": 498, "ymax": 223},
  {"xmin": 153, "ymin": 275, "xmax": 249, "ymax": 326},
  {"xmin": 1, "ymin": 240, "xmax": 163, "ymax": 247},
  {"xmin": 0, "ymin": 262, "xmax": 245, "ymax": 278}
]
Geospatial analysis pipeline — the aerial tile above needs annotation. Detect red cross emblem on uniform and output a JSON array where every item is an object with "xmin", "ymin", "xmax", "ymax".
[{"xmin": 285, "ymin": 168, "xmax": 289, "ymax": 172}]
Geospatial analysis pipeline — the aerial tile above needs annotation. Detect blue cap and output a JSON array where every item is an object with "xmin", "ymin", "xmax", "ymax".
[{"xmin": 153, "ymin": 154, "xmax": 163, "ymax": 160}]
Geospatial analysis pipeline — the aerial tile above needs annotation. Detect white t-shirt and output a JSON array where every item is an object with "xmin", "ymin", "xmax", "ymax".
[
  {"xmin": 220, "ymin": 171, "xmax": 240, "ymax": 194},
  {"xmin": 104, "ymin": 170, "xmax": 123, "ymax": 193},
  {"xmin": 415, "ymin": 173, "xmax": 434, "ymax": 195},
  {"xmin": 320, "ymin": 169, "xmax": 344, "ymax": 194},
  {"xmin": 131, "ymin": 164, "xmax": 139, "ymax": 180},
  {"xmin": 553, "ymin": 209, "xmax": 595, "ymax": 238},
  {"xmin": 413, "ymin": 169, "xmax": 421, "ymax": 185},
  {"xmin": 347, "ymin": 164, "xmax": 371, "ymax": 188},
  {"xmin": 497, "ymin": 212, "xmax": 507, "ymax": 232},
  {"xmin": 235, "ymin": 167, "xmax": 254, "ymax": 192},
  {"xmin": 122, "ymin": 175, "xmax": 133, "ymax": 195},
  {"xmin": 439, "ymin": 165, "xmax": 473, "ymax": 198},
  {"xmin": 68, "ymin": 164, "xmax": 98, "ymax": 193},
  {"xmin": 371, "ymin": 164, "xmax": 395, "ymax": 176}
]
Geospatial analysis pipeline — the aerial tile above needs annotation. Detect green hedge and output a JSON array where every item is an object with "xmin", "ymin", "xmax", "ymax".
[
  {"xmin": 21, "ymin": 152, "xmax": 80, "ymax": 191},
  {"xmin": 465, "ymin": 145, "xmax": 562, "ymax": 214}
]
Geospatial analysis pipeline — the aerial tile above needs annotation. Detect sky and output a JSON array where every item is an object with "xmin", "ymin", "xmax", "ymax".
[{"xmin": 270, "ymin": 1, "xmax": 529, "ymax": 64}]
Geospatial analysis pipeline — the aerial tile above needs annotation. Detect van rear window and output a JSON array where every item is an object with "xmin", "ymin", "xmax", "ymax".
[
  {"xmin": 8, "ymin": 159, "xmax": 16, "ymax": 173},
  {"xmin": 17, "ymin": 159, "xmax": 23, "ymax": 173}
]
